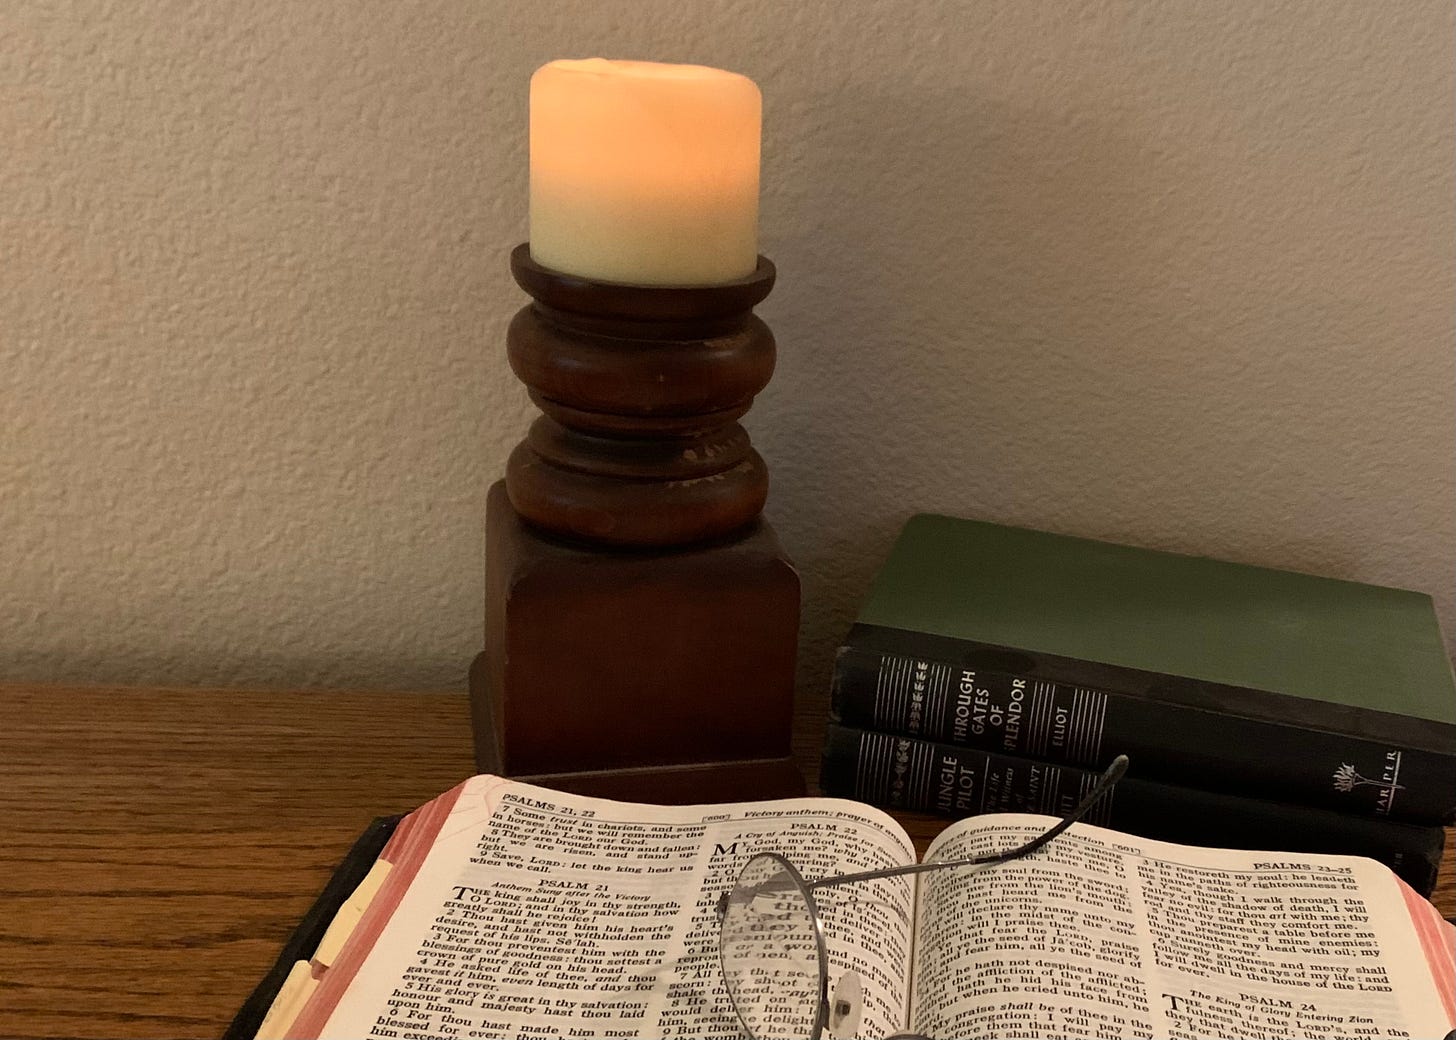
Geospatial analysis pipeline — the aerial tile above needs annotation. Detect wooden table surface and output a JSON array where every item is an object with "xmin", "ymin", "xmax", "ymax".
[{"xmin": 1, "ymin": 683, "xmax": 1451, "ymax": 1040}]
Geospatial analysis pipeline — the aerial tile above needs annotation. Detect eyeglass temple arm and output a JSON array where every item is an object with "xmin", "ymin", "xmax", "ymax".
[{"xmin": 808, "ymin": 754, "xmax": 1129, "ymax": 892}]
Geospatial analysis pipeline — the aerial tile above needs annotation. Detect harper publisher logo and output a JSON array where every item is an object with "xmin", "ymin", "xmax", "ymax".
[
  {"xmin": 908, "ymin": 661, "xmax": 927, "ymax": 734},
  {"xmin": 1331, "ymin": 751, "xmax": 1405, "ymax": 815},
  {"xmin": 890, "ymin": 738, "xmax": 912, "ymax": 807}
]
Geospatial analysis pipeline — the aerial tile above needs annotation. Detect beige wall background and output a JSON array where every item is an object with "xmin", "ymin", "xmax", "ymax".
[{"xmin": 3, "ymin": 1, "xmax": 1452, "ymax": 693}]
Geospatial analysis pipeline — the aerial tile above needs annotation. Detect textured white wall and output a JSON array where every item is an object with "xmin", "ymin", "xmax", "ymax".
[{"xmin": 3, "ymin": 1, "xmax": 1452, "ymax": 692}]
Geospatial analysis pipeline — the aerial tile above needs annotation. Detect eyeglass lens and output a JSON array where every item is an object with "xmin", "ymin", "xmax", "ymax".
[{"xmin": 719, "ymin": 854, "xmax": 825, "ymax": 1040}]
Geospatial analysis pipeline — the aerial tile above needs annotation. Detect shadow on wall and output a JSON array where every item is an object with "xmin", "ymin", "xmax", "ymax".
[
  {"xmin": 757, "ymin": 79, "xmax": 1397, "ymax": 703},
  {"xmin": 758, "ymin": 83, "xmax": 1150, "ymax": 702}
]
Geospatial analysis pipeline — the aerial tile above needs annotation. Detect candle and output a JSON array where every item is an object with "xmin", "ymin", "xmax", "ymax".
[{"xmin": 529, "ymin": 58, "xmax": 761, "ymax": 286}]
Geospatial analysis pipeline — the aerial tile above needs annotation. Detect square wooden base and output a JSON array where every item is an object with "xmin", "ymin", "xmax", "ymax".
[{"xmin": 471, "ymin": 481, "xmax": 804, "ymax": 803}]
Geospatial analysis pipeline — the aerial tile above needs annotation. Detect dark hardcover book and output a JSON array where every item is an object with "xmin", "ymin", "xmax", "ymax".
[
  {"xmin": 224, "ymin": 815, "xmax": 403, "ymax": 1040},
  {"xmin": 833, "ymin": 513, "xmax": 1456, "ymax": 824},
  {"xmin": 821, "ymin": 724, "xmax": 1447, "ymax": 897}
]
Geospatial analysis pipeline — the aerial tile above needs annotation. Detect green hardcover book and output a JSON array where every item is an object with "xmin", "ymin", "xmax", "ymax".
[{"xmin": 833, "ymin": 514, "xmax": 1456, "ymax": 824}]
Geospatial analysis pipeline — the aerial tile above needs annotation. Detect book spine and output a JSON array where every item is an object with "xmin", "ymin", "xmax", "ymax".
[
  {"xmin": 820, "ymin": 724, "xmax": 1447, "ymax": 897},
  {"xmin": 832, "ymin": 640, "xmax": 1456, "ymax": 825}
]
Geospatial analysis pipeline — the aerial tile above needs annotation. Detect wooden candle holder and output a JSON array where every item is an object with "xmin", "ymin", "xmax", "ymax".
[{"xmin": 468, "ymin": 245, "xmax": 803, "ymax": 803}]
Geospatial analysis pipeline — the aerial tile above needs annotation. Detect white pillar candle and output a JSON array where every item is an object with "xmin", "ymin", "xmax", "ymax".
[{"xmin": 529, "ymin": 58, "xmax": 761, "ymax": 286}]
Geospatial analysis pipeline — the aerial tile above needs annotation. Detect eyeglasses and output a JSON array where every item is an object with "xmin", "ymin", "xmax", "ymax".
[{"xmin": 715, "ymin": 755, "xmax": 1129, "ymax": 1040}]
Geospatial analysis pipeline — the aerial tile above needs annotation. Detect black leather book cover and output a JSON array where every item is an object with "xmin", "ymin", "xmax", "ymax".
[
  {"xmin": 223, "ymin": 815, "xmax": 403, "ymax": 1040},
  {"xmin": 821, "ymin": 724, "xmax": 1446, "ymax": 896}
]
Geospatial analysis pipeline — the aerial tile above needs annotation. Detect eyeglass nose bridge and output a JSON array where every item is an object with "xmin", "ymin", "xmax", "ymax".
[{"xmin": 826, "ymin": 971, "xmax": 863, "ymax": 1039}]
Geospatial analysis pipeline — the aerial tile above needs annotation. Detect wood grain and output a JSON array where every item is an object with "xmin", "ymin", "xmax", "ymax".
[
  {"xmin": 504, "ymin": 244, "xmax": 777, "ymax": 547},
  {"xmin": 0, "ymin": 683, "xmax": 1450, "ymax": 1040},
  {"xmin": 479, "ymin": 483, "xmax": 798, "ymax": 788},
  {"xmin": 0, "ymin": 684, "xmax": 476, "ymax": 1040}
]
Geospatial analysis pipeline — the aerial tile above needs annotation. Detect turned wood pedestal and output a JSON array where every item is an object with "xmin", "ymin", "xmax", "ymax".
[{"xmin": 470, "ymin": 246, "xmax": 804, "ymax": 802}]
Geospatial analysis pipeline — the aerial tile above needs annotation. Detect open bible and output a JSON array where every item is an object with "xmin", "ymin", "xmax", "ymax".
[{"xmin": 248, "ymin": 776, "xmax": 1455, "ymax": 1040}]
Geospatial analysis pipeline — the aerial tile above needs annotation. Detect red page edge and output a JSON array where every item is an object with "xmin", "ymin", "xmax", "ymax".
[{"xmin": 284, "ymin": 780, "xmax": 469, "ymax": 1040}]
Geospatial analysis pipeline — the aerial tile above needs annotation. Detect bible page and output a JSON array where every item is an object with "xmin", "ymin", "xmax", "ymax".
[
  {"xmin": 285, "ymin": 777, "xmax": 919, "ymax": 1040},
  {"xmin": 909, "ymin": 814, "xmax": 1454, "ymax": 1040}
]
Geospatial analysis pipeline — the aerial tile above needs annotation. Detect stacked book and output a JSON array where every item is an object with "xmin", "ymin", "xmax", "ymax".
[{"xmin": 820, "ymin": 514, "xmax": 1456, "ymax": 896}]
